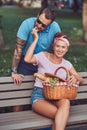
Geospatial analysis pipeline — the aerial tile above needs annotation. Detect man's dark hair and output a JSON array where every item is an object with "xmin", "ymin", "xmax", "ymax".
[{"xmin": 38, "ymin": 7, "xmax": 56, "ymax": 22}]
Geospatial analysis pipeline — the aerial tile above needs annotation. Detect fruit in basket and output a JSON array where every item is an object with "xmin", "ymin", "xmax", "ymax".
[
  {"xmin": 45, "ymin": 77, "xmax": 59, "ymax": 87},
  {"xmin": 45, "ymin": 73, "xmax": 65, "ymax": 82},
  {"xmin": 50, "ymin": 77, "xmax": 59, "ymax": 87},
  {"xmin": 45, "ymin": 77, "xmax": 50, "ymax": 82}
]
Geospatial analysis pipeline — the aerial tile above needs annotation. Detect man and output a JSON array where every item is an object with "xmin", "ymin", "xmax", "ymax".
[{"xmin": 11, "ymin": 7, "xmax": 61, "ymax": 111}]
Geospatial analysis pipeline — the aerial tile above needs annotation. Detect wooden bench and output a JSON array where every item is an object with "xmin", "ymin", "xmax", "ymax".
[{"xmin": 0, "ymin": 72, "xmax": 87, "ymax": 130}]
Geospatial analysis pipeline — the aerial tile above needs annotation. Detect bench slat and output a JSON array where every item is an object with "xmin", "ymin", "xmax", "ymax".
[
  {"xmin": 78, "ymin": 85, "xmax": 87, "ymax": 92},
  {"xmin": 0, "ymin": 82, "xmax": 34, "ymax": 90},
  {"xmin": 76, "ymin": 92, "xmax": 87, "ymax": 99},
  {"xmin": 83, "ymin": 78, "xmax": 87, "ymax": 84},
  {"xmin": 0, "ymin": 76, "xmax": 35, "ymax": 83},
  {"xmin": 0, "ymin": 98, "xmax": 31, "ymax": 107},
  {"xmin": 70, "ymin": 104, "xmax": 87, "ymax": 113},
  {"xmin": 0, "ymin": 90, "xmax": 32, "ymax": 99},
  {"xmin": 79, "ymin": 72, "xmax": 87, "ymax": 77}
]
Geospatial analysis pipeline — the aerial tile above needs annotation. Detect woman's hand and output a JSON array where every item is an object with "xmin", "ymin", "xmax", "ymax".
[
  {"xmin": 67, "ymin": 75, "xmax": 77, "ymax": 84},
  {"xmin": 31, "ymin": 27, "xmax": 38, "ymax": 40},
  {"xmin": 68, "ymin": 67, "xmax": 84, "ymax": 85},
  {"xmin": 11, "ymin": 72, "xmax": 24, "ymax": 86}
]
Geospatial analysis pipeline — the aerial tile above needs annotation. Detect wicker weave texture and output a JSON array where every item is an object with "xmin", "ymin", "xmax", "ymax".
[{"xmin": 43, "ymin": 85, "xmax": 78, "ymax": 100}]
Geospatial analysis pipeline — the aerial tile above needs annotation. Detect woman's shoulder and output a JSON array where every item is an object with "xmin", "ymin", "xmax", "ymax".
[
  {"xmin": 62, "ymin": 58, "xmax": 72, "ymax": 69},
  {"xmin": 35, "ymin": 52, "xmax": 50, "ymax": 60},
  {"xmin": 43, "ymin": 52, "xmax": 50, "ymax": 58},
  {"xmin": 63, "ymin": 58, "xmax": 71, "ymax": 64},
  {"xmin": 44, "ymin": 51, "xmax": 48, "ymax": 55}
]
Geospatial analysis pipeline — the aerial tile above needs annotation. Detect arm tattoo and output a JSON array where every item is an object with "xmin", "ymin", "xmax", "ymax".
[{"xmin": 12, "ymin": 38, "xmax": 26, "ymax": 70}]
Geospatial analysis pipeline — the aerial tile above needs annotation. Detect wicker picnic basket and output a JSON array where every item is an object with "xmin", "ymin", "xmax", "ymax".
[{"xmin": 43, "ymin": 67, "xmax": 78, "ymax": 100}]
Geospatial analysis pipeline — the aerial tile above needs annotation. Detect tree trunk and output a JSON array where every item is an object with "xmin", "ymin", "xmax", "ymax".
[
  {"xmin": 0, "ymin": 16, "xmax": 4, "ymax": 47},
  {"xmin": 82, "ymin": 0, "xmax": 87, "ymax": 43},
  {"xmin": 0, "ymin": 29, "xmax": 4, "ymax": 47}
]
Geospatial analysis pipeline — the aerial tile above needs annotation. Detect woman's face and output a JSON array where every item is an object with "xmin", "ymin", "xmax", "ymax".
[{"xmin": 53, "ymin": 40, "xmax": 68, "ymax": 58}]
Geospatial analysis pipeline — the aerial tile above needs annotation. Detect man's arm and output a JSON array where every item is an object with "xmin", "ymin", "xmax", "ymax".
[{"xmin": 12, "ymin": 37, "xmax": 26, "ymax": 72}]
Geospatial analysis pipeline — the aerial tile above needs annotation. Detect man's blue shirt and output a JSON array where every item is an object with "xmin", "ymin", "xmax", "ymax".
[{"xmin": 17, "ymin": 17, "xmax": 61, "ymax": 55}]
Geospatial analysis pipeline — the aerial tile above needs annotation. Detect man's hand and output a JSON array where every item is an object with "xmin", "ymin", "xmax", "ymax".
[{"xmin": 11, "ymin": 73, "xmax": 24, "ymax": 86}]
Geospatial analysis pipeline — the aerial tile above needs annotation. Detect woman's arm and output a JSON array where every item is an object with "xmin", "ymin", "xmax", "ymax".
[
  {"xmin": 67, "ymin": 66, "xmax": 84, "ymax": 85},
  {"xmin": 24, "ymin": 27, "xmax": 38, "ymax": 64}
]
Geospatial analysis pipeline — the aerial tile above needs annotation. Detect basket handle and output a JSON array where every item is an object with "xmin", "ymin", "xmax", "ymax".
[{"xmin": 54, "ymin": 66, "xmax": 70, "ymax": 80}]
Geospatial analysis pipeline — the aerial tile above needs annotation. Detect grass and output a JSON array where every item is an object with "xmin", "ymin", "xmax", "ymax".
[{"xmin": 0, "ymin": 6, "xmax": 87, "ymax": 76}]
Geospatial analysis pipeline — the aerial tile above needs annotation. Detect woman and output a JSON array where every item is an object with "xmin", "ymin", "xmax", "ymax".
[{"xmin": 24, "ymin": 28, "xmax": 84, "ymax": 130}]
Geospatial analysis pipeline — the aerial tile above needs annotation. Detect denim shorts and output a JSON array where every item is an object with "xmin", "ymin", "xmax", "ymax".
[{"xmin": 31, "ymin": 86, "xmax": 46, "ymax": 105}]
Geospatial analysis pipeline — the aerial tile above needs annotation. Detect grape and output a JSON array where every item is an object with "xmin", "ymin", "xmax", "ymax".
[{"xmin": 50, "ymin": 78, "xmax": 59, "ymax": 87}]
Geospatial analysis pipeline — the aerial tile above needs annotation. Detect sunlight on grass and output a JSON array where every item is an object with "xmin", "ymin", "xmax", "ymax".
[{"xmin": 71, "ymin": 27, "xmax": 82, "ymax": 37}]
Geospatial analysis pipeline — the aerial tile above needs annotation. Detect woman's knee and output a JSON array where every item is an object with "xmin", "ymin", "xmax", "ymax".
[
  {"xmin": 62, "ymin": 99, "xmax": 70, "ymax": 109},
  {"xmin": 58, "ymin": 99, "xmax": 70, "ymax": 110}
]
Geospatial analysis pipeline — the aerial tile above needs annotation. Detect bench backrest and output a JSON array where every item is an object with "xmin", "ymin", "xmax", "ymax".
[
  {"xmin": 0, "ymin": 75, "xmax": 34, "ymax": 108},
  {"xmin": 0, "ymin": 72, "xmax": 87, "ymax": 109}
]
